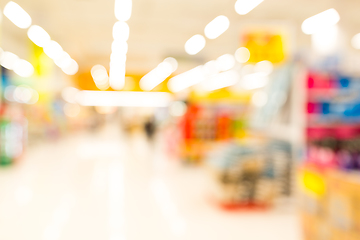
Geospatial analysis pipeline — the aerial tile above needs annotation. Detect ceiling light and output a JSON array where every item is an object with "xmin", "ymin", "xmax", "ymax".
[
  {"xmin": 54, "ymin": 52, "xmax": 72, "ymax": 69},
  {"xmin": 163, "ymin": 57, "xmax": 178, "ymax": 72},
  {"xmin": 185, "ymin": 34, "xmax": 206, "ymax": 55},
  {"xmin": 235, "ymin": 0, "xmax": 264, "ymax": 15},
  {"xmin": 109, "ymin": 75, "xmax": 125, "ymax": 90},
  {"xmin": 91, "ymin": 65, "xmax": 108, "ymax": 83},
  {"xmin": 168, "ymin": 66, "xmax": 205, "ymax": 92},
  {"xmin": 242, "ymin": 72, "xmax": 269, "ymax": 90},
  {"xmin": 254, "ymin": 60, "xmax": 273, "ymax": 75},
  {"xmin": 115, "ymin": 0, "xmax": 132, "ymax": 22},
  {"xmin": 301, "ymin": 8, "xmax": 340, "ymax": 35},
  {"xmin": 0, "ymin": 51, "xmax": 19, "ymax": 70},
  {"xmin": 235, "ymin": 47, "xmax": 251, "ymax": 63},
  {"xmin": 202, "ymin": 60, "xmax": 220, "ymax": 76},
  {"xmin": 3, "ymin": 1, "xmax": 32, "ymax": 29},
  {"xmin": 311, "ymin": 24, "xmax": 339, "ymax": 54},
  {"xmin": 113, "ymin": 21, "xmax": 130, "ymax": 41},
  {"xmin": 13, "ymin": 59, "xmax": 34, "ymax": 77},
  {"xmin": 62, "ymin": 59, "xmax": 79, "ymax": 75},
  {"xmin": 110, "ymin": 53, "xmax": 127, "ymax": 65},
  {"xmin": 27, "ymin": 25, "xmax": 51, "ymax": 47},
  {"xmin": 140, "ymin": 60, "xmax": 175, "ymax": 91},
  {"xmin": 43, "ymin": 40, "xmax": 63, "ymax": 60},
  {"xmin": 111, "ymin": 41, "xmax": 128, "ymax": 55},
  {"xmin": 200, "ymin": 70, "xmax": 239, "ymax": 92},
  {"xmin": 109, "ymin": 66, "xmax": 126, "ymax": 90},
  {"xmin": 76, "ymin": 91, "xmax": 172, "ymax": 107},
  {"xmin": 216, "ymin": 54, "xmax": 236, "ymax": 72},
  {"xmin": 61, "ymin": 87, "xmax": 80, "ymax": 104},
  {"xmin": 204, "ymin": 15, "xmax": 230, "ymax": 39},
  {"xmin": 241, "ymin": 64, "xmax": 255, "ymax": 75}
]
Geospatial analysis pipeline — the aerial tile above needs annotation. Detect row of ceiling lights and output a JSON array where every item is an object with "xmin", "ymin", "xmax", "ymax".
[
  {"xmin": 138, "ymin": 0, "xmax": 266, "ymax": 93},
  {"xmin": 167, "ymin": 5, "xmax": 360, "ymax": 94},
  {"xmin": 1, "ymin": 1, "xmax": 79, "ymax": 77},
  {"xmin": 91, "ymin": 0, "xmax": 132, "ymax": 91},
  {"xmin": 67, "ymin": 0, "xmax": 360, "ymax": 108},
  {"xmin": 96, "ymin": 1, "xmax": 360, "ymax": 95},
  {"xmin": 90, "ymin": 0, "xmax": 263, "ymax": 92}
]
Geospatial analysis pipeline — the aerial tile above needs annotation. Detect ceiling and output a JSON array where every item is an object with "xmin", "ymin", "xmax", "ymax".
[{"xmin": 1, "ymin": 0, "xmax": 360, "ymax": 76}]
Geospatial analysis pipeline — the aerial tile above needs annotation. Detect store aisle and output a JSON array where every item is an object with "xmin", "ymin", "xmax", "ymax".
[{"xmin": 0, "ymin": 125, "xmax": 302, "ymax": 240}]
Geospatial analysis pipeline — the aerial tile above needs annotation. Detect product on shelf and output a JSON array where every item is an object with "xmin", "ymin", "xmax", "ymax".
[
  {"xmin": 300, "ymin": 70, "xmax": 360, "ymax": 239},
  {"xmin": 206, "ymin": 139, "xmax": 293, "ymax": 209},
  {"xmin": 0, "ymin": 104, "xmax": 27, "ymax": 166},
  {"xmin": 178, "ymin": 103, "xmax": 249, "ymax": 163}
]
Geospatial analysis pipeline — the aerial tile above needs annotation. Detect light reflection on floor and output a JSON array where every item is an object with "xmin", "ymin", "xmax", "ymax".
[{"xmin": 0, "ymin": 124, "xmax": 302, "ymax": 240}]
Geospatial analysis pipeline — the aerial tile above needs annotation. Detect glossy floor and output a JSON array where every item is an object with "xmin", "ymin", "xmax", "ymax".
[{"xmin": 0, "ymin": 124, "xmax": 302, "ymax": 240}]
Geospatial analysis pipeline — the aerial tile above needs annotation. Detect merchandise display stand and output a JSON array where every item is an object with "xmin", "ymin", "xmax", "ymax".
[{"xmin": 299, "ymin": 69, "xmax": 360, "ymax": 239}]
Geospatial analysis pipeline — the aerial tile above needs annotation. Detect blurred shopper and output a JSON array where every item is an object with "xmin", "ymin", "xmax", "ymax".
[{"xmin": 144, "ymin": 117, "xmax": 156, "ymax": 140}]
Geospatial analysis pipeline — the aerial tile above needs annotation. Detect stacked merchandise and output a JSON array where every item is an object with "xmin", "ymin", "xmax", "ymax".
[
  {"xmin": 206, "ymin": 139, "xmax": 292, "ymax": 209},
  {"xmin": 0, "ymin": 105, "xmax": 27, "ymax": 166},
  {"xmin": 179, "ymin": 103, "xmax": 248, "ymax": 163},
  {"xmin": 0, "ymin": 69, "xmax": 28, "ymax": 166},
  {"xmin": 300, "ymin": 71, "xmax": 360, "ymax": 239}
]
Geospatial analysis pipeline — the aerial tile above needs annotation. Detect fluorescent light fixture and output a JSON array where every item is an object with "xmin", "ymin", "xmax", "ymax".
[
  {"xmin": 140, "ymin": 62, "xmax": 173, "ymax": 91},
  {"xmin": 62, "ymin": 59, "xmax": 78, "ymax": 75},
  {"xmin": 202, "ymin": 60, "xmax": 220, "ymax": 76},
  {"xmin": 91, "ymin": 65, "xmax": 109, "ymax": 90},
  {"xmin": 185, "ymin": 34, "xmax": 206, "ymax": 55},
  {"xmin": 113, "ymin": 21, "xmax": 130, "ymax": 41},
  {"xmin": 27, "ymin": 25, "xmax": 51, "ymax": 47},
  {"xmin": 43, "ymin": 40, "xmax": 63, "ymax": 60},
  {"xmin": 352, "ymin": 33, "xmax": 360, "ymax": 50},
  {"xmin": 3, "ymin": 1, "xmax": 32, "ymax": 29},
  {"xmin": 111, "ymin": 41, "xmax": 128, "ymax": 55},
  {"xmin": 13, "ymin": 59, "xmax": 34, "ymax": 77},
  {"xmin": 168, "ymin": 66, "xmax": 205, "ymax": 92},
  {"xmin": 91, "ymin": 65, "xmax": 107, "ymax": 77},
  {"xmin": 110, "ymin": 53, "xmax": 127, "ymax": 65},
  {"xmin": 140, "ymin": 58, "xmax": 178, "ymax": 91},
  {"xmin": 96, "ymin": 82, "xmax": 110, "ymax": 91},
  {"xmin": 242, "ymin": 72, "xmax": 269, "ymax": 90},
  {"xmin": 235, "ymin": 47, "xmax": 250, "ymax": 63},
  {"xmin": 54, "ymin": 52, "xmax": 72, "ymax": 69},
  {"xmin": 199, "ymin": 70, "xmax": 239, "ymax": 92},
  {"xmin": 235, "ymin": 0, "xmax": 264, "ymax": 15},
  {"xmin": 115, "ymin": 0, "xmax": 132, "ymax": 22},
  {"xmin": 241, "ymin": 64, "xmax": 255, "ymax": 75},
  {"xmin": 109, "ymin": 66, "xmax": 126, "ymax": 90},
  {"xmin": 216, "ymin": 54, "xmax": 236, "ymax": 72},
  {"xmin": 61, "ymin": 87, "xmax": 80, "ymax": 104},
  {"xmin": 163, "ymin": 57, "xmax": 178, "ymax": 72},
  {"xmin": 76, "ymin": 91, "xmax": 172, "ymax": 107},
  {"xmin": 0, "ymin": 51, "xmax": 19, "ymax": 70},
  {"xmin": 204, "ymin": 15, "xmax": 230, "ymax": 40},
  {"xmin": 311, "ymin": 24, "xmax": 338, "ymax": 54},
  {"xmin": 301, "ymin": 8, "xmax": 340, "ymax": 35},
  {"xmin": 254, "ymin": 60, "xmax": 273, "ymax": 75},
  {"xmin": 109, "ymin": 51, "xmax": 126, "ymax": 90}
]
